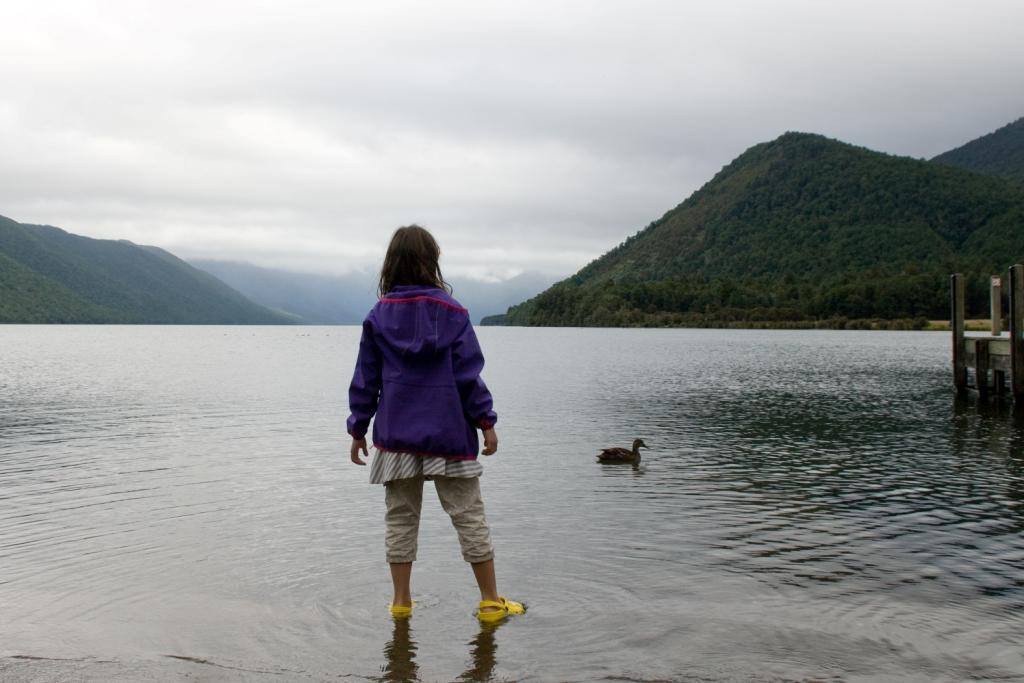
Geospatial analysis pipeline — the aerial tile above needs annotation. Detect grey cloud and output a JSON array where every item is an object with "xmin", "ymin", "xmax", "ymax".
[{"xmin": 1, "ymin": 0, "xmax": 1022, "ymax": 280}]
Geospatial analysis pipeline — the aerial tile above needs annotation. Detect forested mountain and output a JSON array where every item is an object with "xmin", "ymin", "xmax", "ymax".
[
  {"xmin": 932, "ymin": 117, "xmax": 1024, "ymax": 184},
  {"xmin": 498, "ymin": 132, "xmax": 1024, "ymax": 327},
  {"xmin": 0, "ymin": 215, "xmax": 293, "ymax": 324},
  {"xmin": 192, "ymin": 259, "xmax": 557, "ymax": 324}
]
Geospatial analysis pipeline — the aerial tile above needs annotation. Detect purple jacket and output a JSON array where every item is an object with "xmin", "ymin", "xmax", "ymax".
[{"xmin": 346, "ymin": 285, "xmax": 497, "ymax": 459}]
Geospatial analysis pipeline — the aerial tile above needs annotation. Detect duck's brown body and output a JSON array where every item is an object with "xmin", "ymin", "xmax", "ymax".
[{"xmin": 596, "ymin": 438, "xmax": 647, "ymax": 464}]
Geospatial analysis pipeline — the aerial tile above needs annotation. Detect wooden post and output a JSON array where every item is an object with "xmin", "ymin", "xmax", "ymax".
[
  {"xmin": 991, "ymin": 276, "xmax": 1003, "ymax": 335},
  {"xmin": 992, "ymin": 276, "xmax": 1006, "ymax": 392},
  {"xmin": 995, "ymin": 369, "xmax": 1007, "ymax": 395},
  {"xmin": 1010, "ymin": 264, "xmax": 1024, "ymax": 398},
  {"xmin": 952, "ymin": 273, "xmax": 967, "ymax": 393},
  {"xmin": 975, "ymin": 339, "xmax": 990, "ymax": 395}
]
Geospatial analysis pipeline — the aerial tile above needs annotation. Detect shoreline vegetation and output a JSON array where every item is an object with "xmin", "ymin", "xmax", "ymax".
[
  {"xmin": 481, "ymin": 314, "xmax": 999, "ymax": 331},
  {"xmin": 926, "ymin": 319, "xmax": 1001, "ymax": 332}
]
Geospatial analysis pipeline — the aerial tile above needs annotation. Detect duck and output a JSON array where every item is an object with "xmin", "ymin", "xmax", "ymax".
[{"xmin": 596, "ymin": 438, "xmax": 647, "ymax": 466}]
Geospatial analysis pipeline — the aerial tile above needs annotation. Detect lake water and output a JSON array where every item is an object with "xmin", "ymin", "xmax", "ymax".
[{"xmin": 1, "ymin": 326, "xmax": 1022, "ymax": 682}]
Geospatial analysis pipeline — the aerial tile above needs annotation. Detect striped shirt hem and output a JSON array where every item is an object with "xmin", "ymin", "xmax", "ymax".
[{"xmin": 369, "ymin": 448, "xmax": 483, "ymax": 485}]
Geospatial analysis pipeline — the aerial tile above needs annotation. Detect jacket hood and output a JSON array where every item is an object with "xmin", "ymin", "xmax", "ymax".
[{"xmin": 371, "ymin": 285, "xmax": 469, "ymax": 357}]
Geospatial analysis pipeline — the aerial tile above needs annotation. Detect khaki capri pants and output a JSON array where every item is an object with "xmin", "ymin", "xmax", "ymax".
[{"xmin": 384, "ymin": 475, "xmax": 494, "ymax": 564}]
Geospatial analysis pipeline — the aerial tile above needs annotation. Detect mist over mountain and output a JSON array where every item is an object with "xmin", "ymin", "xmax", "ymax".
[
  {"xmin": 497, "ymin": 128, "xmax": 1024, "ymax": 327},
  {"xmin": 188, "ymin": 260, "xmax": 372, "ymax": 324},
  {"xmin": 190, "ymin": 259, "xmax": 558, "ymax": 324},
  {"xmin": 932, "ymin": 117, "xmax": 1024, "ymax": 184},
  {"xmin": 0, "ymin": 215, "xmax": 293, "ymax": 324}
]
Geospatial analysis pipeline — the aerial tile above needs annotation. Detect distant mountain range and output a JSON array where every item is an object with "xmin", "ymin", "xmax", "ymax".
[
  {"xmin": 0, "ymin": 215, "xmax": 293, "ymax": 324},
  {"xmin": 190, "ymin": 259, "xmax": 557, "ymax": 324},
  {"xmin": 0, "ymin": 212, "xmax": 553, "ymax": 325},
  {"xmin": 6, "ymin": 115, "xmax": 1024, "ymax": 326},
  {"xmin": 494, "ymin": 119, "xmax": 1024, "ymax": 327},
  {"xmin": 933, "ymin": 117, "xmax": 1024, "ymax": 184}
]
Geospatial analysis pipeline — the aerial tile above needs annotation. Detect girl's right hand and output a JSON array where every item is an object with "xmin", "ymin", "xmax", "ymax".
[{"xmin": 351, "ymin": 437, "xmax": 369, "ymax": 465}]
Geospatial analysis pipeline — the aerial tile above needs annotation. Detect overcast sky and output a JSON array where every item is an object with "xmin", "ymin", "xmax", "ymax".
[{"xmin": 1, "ymin": 1, "xmax": 1022, "ymax": 280}]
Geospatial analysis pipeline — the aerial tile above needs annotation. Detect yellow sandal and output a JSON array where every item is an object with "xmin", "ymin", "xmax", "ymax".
[
  {"xmin": 477, "ymin": 597, "xmax": 526, "ymax": 622},
  {"xmin": 389, "ymin": 602, "xmax": 414, "ymax": 618}
]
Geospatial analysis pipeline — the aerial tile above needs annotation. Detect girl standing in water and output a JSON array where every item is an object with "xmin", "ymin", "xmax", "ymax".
[{"xmin": 346, "ymin": 225, "xmax": 525, "ymax": 622}]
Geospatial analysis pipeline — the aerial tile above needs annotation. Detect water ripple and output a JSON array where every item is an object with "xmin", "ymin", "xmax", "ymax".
[{"xmin": 1, "ymin": 326, "xmax": 1023, "ymax": 681}]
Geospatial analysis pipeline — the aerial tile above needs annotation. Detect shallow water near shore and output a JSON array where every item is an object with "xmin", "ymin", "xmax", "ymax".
[{"xmin": 1, "ymin": 326, "xmax": 1022, "ymax": 682}]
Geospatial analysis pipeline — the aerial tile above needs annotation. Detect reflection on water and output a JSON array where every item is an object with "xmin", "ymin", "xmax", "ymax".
[
  {"xmin": 456, "ymin": 621, "xmax": 501, "ymax": 683},
  {"xmin": 1, "ymin": 326, "xmax": 1023, "ymax": 681},
  {"xmin": 380, "ymin": 618, "xmax": 418, "ymax": 682},
  {"xmin": 953, "ymin": 394, "xmax": 1024, "ymax": 508},
  {"xmin": 380, "ymin": 618, "xmax": 502, "ymax": 683}
]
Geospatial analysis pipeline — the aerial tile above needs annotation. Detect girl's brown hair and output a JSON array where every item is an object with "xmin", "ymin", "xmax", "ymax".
[{"xmin": 378, "ymin": 224, "xmax": 451, "ymax": 297}]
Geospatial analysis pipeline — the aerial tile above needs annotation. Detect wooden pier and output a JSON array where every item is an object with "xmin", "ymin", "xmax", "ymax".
[{"xmin": 951, "ymin": 264, "xmax": 1024, "ymax": 398}]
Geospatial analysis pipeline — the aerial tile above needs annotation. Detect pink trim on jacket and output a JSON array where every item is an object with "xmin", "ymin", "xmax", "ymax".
[{"xmin": 380, "ymin": 295, "xmax": 468, "ymax": 314}]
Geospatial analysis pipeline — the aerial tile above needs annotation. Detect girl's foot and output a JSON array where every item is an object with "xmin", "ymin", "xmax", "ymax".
[
  {"xmin": 389, "ymin": 602, "xmax": 413, "ymax": 618},
  {"xmin": 477, "ymin": 597, "xmax": 525, "ymax": 622}
]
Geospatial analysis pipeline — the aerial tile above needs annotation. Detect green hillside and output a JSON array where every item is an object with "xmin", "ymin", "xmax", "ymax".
[
  {"xmin": 932, "ymin": 117, "xmax": 1024, "ymax": 184},
  {"xmin": 0, "ymin": 215, "xmax": 293, "ymax": 324},
  {"xmin": 501, "ymin": 133, "xmax": 1024, "ymax": 327}
]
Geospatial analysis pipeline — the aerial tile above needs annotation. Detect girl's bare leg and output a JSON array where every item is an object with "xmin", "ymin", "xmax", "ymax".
[
  {"xmin": 471, "ymin": 559, "xmax": 501, "ymax": 612},
  {"xmin": 390, "ymin": 562, "xmax": 412, "ymax": 607}
]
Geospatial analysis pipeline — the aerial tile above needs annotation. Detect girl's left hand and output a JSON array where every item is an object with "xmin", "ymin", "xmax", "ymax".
[
  {"xmin": 350, "ymin": 437, "xmax": 369, "ymax": 465},
  {"xmin": 481, "ymin": 428, "xmax": 498, "ymax": 456}
]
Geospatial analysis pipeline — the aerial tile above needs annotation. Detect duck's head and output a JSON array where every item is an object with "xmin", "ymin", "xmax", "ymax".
[{"xmin": 633, "ymin": 438, "xmax": 648, "ymax": 450}]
